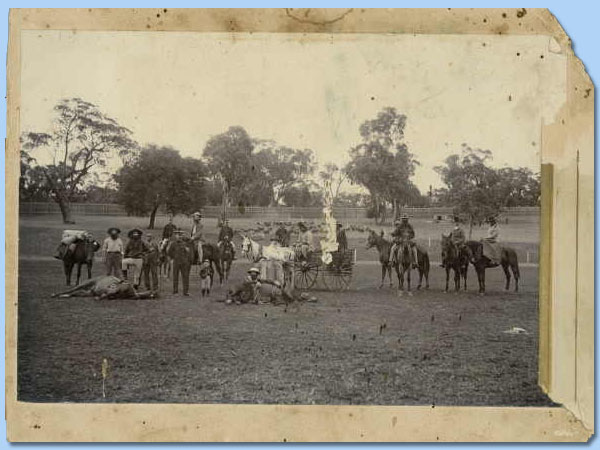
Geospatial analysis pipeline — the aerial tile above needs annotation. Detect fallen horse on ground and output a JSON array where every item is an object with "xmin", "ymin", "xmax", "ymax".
[{"xmin": 51, "ymin": 276, "xmax": 157, "ymax": 300}]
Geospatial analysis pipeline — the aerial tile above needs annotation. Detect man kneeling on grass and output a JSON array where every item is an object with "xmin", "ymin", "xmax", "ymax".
[
  {"xmin": 51, "ymin": 276, "xmax": 157, "ymax": 300},
  {"xmin": 224, "ymin": 267, "xmax": 281, "ymax": 304}
]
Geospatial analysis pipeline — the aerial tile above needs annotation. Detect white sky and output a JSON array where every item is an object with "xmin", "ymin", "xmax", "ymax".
[{"xmin": 20, "ymin": 31, "xmax": 566, "ymax": 191}]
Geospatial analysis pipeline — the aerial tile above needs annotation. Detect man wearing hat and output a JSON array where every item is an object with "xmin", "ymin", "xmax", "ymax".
[
  {"xmin": 102, "ymin": 227, "xmax": 124, "ymax": 277},
  {"xmin": 217, "ymin": 218, "xmax": 236, "ymax": 260},
  {"xmin": 122, "ymin": 228, "xmax": 149, "ymax": 288},
  {"xmin": 168, "ymin": 230, "xmax": 194, "ymax": 296},
  {"xmin": 226, "ymin": 267, "xmax": 280, "ymax": 304},
  {"xmin": 390, "ymin": 214, "xmax": 419, "ymax": 268},
  {"xmin": 275, "ymin": 221, "xmax": 290, "ymax": 247},
  {"xmin": 441, "ymin": 216, "xmax": 466, "ymax": 268},
  {"xmin": 295, "ymin": 221, "xmax": 314, "ymax": 260},
  {"xmin": 142, "ymin": 233, "xmax": 160, "ymax": 292},
  {"xmin": 162, "ymin": 214, "xmax": 178, "ymax": 240},
  {"xmin": 191, "ymin": 211, "xmax": 204, "ymax": 264},
  {"xmin": 336, "ymin": 223, "xmax": 348, "ymax": 253}
]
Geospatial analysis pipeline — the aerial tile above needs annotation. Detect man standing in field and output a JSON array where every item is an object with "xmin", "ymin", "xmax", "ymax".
[
  {"xmin": 168, "ymin": 230, "xmax": 193, "ymax": 296},
  {"xmin": 142, "ymin": 233, "xmax": 160, "ymax": 292},
  {"xmin": 122, "ymin": 228, "xmax": 148, "ymax": 288},
  {"xmin": 336, "ymin": 223, "xmax": 348, "ymax": 253},
  {"xmin": 102, "ymin": 227, "xmax": 124, "ymax": 277},
  {"xmin": 190, "ymin": 211, "xmax": 204, "ymax": 264}
]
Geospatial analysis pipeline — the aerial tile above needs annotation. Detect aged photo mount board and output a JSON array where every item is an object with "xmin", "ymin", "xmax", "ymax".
[{"xmin": 5, "ymin": 8, "xmax": 594, "ymax": 442}]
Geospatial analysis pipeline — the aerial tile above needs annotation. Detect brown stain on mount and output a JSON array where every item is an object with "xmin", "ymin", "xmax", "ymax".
[{"xmin": 285, "ymin": 8, "xmax": 353, "ymax": 26}]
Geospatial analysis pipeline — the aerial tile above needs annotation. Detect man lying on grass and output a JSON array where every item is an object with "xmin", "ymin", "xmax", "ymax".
[{"xmin": 51, "ymin": 275, "xmax": 157, "ymax": 300}]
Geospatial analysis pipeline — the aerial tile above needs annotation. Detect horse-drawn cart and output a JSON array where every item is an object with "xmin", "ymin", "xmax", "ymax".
[{"xmin": 293, "ymin": 248, "xmax": 356, "ymax": 291}]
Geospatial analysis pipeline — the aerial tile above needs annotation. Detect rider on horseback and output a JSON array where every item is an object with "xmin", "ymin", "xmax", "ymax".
[
  {"xmin": 191, "ymin": 211, "xmax": 204, "ymax": 263},
  {"xmin": 481, "ymin": 216, "xmax": 501, "ymax": 266},
  {"xmin": 390, "ymin": 215, "xmax": 419, "ymax": 269},
  {"xmin": 217, "ymin": 218, "xmax": 236, "ymax": 260},
  {"xmin": 441, "ymin": 216, "xmax": 466, "ymax": 268}
]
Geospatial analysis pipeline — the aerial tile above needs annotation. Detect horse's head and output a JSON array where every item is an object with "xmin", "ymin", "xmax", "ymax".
[
  {"xmin": 240, "ymin": 235, "xmax": 252, "ymax": 259},
  {"xmin": 366, "ymin": 230, "xmax": 378, "ymax": 249}
]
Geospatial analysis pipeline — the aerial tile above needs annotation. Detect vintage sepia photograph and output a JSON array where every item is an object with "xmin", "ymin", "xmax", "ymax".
[{"xmin": 16, "ymin": 28, "xmax": 561, "ymax": 409}]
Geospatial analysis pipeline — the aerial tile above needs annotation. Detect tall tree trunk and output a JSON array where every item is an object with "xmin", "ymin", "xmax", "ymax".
[
  {"xmin": 468, "ymin": 215, "xmax": 474, "ymax": 239},
  {"xmin": 56, "ymin": 195, "xmax": 74, "ymax": 224},
  {"xmin": 148, "ymin": 204, "xmax": 159, "ymax": 229}
]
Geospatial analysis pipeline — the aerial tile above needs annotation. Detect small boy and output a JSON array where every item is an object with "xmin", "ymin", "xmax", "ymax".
[{"xmin": 199, "ymin": 259, "xmax": 212, "ymax": 297}]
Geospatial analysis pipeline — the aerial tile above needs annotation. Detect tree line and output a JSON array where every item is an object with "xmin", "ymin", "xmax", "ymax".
[{"xmin": 20, "ymin": 98, "xmax": 540, "ymax": 227}]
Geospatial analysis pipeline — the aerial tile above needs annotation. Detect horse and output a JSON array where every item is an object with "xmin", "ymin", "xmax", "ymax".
[
  {"xmin": 196, "ymin": 242, "xmax": 224, "ymax": 285},
  {"xmin": 440, "ymin": 234, "xmax": 469, "ymax": 292},
  {"xmin": 158, "ymin": 238, "xmax": 173, "ymax": 278},
  {"xmin": 62, "ymin": 238, "xmax": 101, "ymax": 286},
  {"xmin": 218, "ymin": 239, "xmax": 235, "ymax": 282},
  {"xmin": 366, "ymin": 230, "xmax": 393, "ymax": 288},
  {"xmin": 240, "ymin": 234, "xmax": 295, "ymax": 288},
  {"xmin": 391, "ymin": 238, "xmax": 430, "ymax": 294},
  {"xmin": 464, "ymin": 240, "xmax": 520, "ymax": 294}
]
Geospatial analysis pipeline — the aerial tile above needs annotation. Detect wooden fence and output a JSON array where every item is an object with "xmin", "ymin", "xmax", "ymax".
[{"xmin": 19, "ymin": 202, "xmax": 540, "ymax": 222}]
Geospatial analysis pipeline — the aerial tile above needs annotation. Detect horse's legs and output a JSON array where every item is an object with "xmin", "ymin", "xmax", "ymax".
[
  {"xmin": 87, "ymin": 262, "xmax": 93, "ymax": 280},
  {"xmin": 64, "ymin": 261, "xmax": 72, "ymax": 286},
  {"xmin": 445, "ymin": 267, "xmax": 450, "ymax": 292},
  {"xmin": 463, "ymin": 265, "xmax": 468, "ymax": 291},
  {"xmin": 475, "ymin": 266, "xmax": 484, "ymax": 294},
  {"xmin": 511, "ymin": 263, "xmax": 520, "ymax": 292},
  {"xmin": 388, "ymin": 265, "xmax": 393, "ymax": 287},
  {"xmin": 379, "ymin": 264, "xmax": 386, "ymax": 288},
  {"xmin": 406, "ymin": 267, "xmax": 411, "ymax": 292},
  {"xmin": 417, "ymin": 268, "xmax": 423, "ymax": 290},
  {"xmin": 501, "ymin": 263, "xmax": 511, "ymax": 291},
  {"xmin": 454, "ymin": 267, "xmax": 460, "ymax": 292},
  {"xmin": 76, "ymin": 263, "xmax": 83, "ymax": 286}
]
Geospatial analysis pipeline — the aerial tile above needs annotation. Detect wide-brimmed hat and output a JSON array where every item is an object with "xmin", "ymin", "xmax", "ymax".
[
  {"xmin": 400, "ymin": 214, "xmax": 409, "ymax": 220},
  {"xmin": 107, "ymin": 227, "xmax": 121, "ymax": 235},
  {"xmin": 336, "ymin": 223, "xmax": 343, "ymax": 228},
  {"xmin": 192, "ymin": 211, "xmax": 203, "ymax": 218},
  {"xmin": 248, "ymin": 267, "xmax": 261, "ymax": 274},
  {"xmin": 297, "ymin": 221, "xmax": 307, "ymax": 229},
  {"xmin": 128, "ymin": 228, "xmax": 143, "ymax": 238}
]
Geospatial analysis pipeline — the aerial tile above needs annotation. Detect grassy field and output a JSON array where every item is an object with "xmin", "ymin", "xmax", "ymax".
[{"xmin": 16, "ymin": 214, "xmax": 551, "ymax": 406}]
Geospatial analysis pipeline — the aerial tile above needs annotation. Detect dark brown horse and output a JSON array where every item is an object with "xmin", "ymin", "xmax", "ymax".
[
  {"xmin": 391, "ymin": 240, "xmax": 430, "ymax": 294},
  {"xmin": 195, "ymin": 242, "xmax": 224, "ymax": 285},
  {"xmin": 366, "ymin": 230, "xmax": 393, "ymax": 288},
  {"xmin": 63, "ymin": 239, "xmax": 101, "ymax": 286},
  {"xmin": 218, "ymin": 239, "xmax": 234, "ymax": 282},
  {"xmin": 464, "ymin": 240, "xmax": 520, "ymax": 294},
  {"xmin": 441, "ymin": 234, "xmax": 469, "ymax": 292}
]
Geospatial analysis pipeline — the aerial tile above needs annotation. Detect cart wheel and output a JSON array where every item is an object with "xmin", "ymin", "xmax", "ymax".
[
  {"xmin": 322, "ymin": 264, "xmax": 352, "ymax": 291},
  {"xmin": 294, "ymin": 262, "xmax": 318, "ymax": 289}
]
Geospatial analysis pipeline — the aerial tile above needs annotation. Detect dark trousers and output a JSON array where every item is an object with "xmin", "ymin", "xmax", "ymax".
[
  {"xmin": 106, "ymin": 252, "xmax": 122, "ymax": 277},
  {"xmin": 143, "ymin": 263, "xmax": 159, "ymax": 291},
  {"xmin": 173, "ymin": 262, "xmax": 191, "ymax": 294}
]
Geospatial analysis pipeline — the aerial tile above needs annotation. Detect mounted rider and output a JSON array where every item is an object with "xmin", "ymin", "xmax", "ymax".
[
  {"xmin": 390, "ymin": 214, "xmax": 419, "ymax": 268},
  {"xmin": 190, "ymin": 211, "xmax": 204, "ymax": 264},
  {"xmin": 481, "ymin": 216, "xmax": 501, "ymax": 265},
  {"xmin": 441, "ymin": 216, "xmax": 466, "ymax": 268},
  {"xmin": 162, "ymin": 213, "xmax": 178, "ymax": 240},
  {"xmin": 217, "ymin": 218, "xmax": 236, "ymax": 260}
]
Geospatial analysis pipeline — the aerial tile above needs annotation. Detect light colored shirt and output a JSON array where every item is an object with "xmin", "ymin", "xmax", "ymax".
[
  {"xmin": 191, "ymin": 222, "xmax": 204, "ymax": 241},
  {"xmin": 103, "ymin": 237, "xmax": 124, "ymax": 253},
  {"xmin": 297, "ymin": 230, "xmax": 314, "ymax": 249},
  {"xmin": 486, "ymin": 224, "xmax": 499, "ymax": 242}
]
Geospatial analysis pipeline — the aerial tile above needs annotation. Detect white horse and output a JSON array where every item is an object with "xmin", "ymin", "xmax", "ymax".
[
  {"xmin": 240, "ymin": 234, "xmax": 296, "ymax": 287},
  {"xmin": 159, "ymin": 238, "xmax": 173, "ymax": 279}
]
